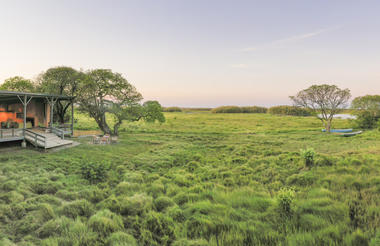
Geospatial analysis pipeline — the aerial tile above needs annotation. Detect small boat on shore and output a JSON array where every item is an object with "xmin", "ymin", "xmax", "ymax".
[
  {"xmin": 337, "ymin": 131, "xmax": 363, "ymax": 137},
  {"xmin": 322, "ymin": 129, "xmax": 353, "ymax": 133}
]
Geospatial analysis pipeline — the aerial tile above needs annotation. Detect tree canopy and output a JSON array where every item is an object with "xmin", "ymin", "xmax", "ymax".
[
  {"xmin": 290, "ymin": 84, "xmax": 351, "ymax": 132},
  {"xmin": 77, "ymin": 69, "xmax": 144, "ymax": 135},
  {"xmin": 37, "ymin": 67, "xmax": 83, "ymax": 123},
  {"xmin": 351, "ymin": 95, "xmax": 380, "ymax": 129},
  {"xmin": 0, "ymin": 76, "xmax": 35, "ymax": 92},
  {"xmin": 111, "ymin": 100, "xmax": 165, "ymax": 135}
]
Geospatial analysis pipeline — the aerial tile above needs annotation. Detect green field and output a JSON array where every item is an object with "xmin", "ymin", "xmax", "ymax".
[{"xmin": 1, "ymin": 112, "xmax": 380, "ymax": 245}]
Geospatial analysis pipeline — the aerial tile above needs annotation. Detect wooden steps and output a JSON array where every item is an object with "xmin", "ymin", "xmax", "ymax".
[{"xmin": 25, "ymin": 130, "xmax": 73, "ymax": 149}]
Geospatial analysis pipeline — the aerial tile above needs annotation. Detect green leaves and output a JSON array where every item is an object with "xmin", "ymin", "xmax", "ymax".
[
  {"xmin": 290, "ymin": 84, "xmax": 351, "ymax": 132},
  {"xmin": 0, "ymin": 76, "xmax": 35, "ymax": 92},
  {"xmin": 300, "ymin": 148, "xmax": 316, "ymax": 167},
  {"xmin": 351, "ymin": 95, "xmax": 380, "ymax": 129}
]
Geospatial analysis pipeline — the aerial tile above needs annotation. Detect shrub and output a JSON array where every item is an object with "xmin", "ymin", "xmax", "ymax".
[
  {"xmin": 352, "ymin": 95, "xmax": 380, "ymax": 129},
  {"xmin": 300, "ymin": 148, "xmax": 315, "ymax": 167},
  {"xmin": 268, "ymin": 105, "xmax": 311, "ymax": 116},
  {"xmin": 240, "ymin": 106, "xmax": 268, "ymax": 113},
  {"xmin": 80, "ymin": 161, "xmax": 110, "ymax": 184},
  {"xmin": 163, "ymin": 107, "xmax": 182, "ymax": 112},
  {"xmin": 211, "ymin": 106, "xmax": 241, "ymax": 113},
  {"xmin": 276, "ymin": 188, "xmax": 295, "ymax": 219},
  {"xmin": 88, "ymin": 209, "xmax": 124, "ymax": 238},
  {"xmin": 353, "ymin": 111, "xmax": 379, "ymax": 129}
]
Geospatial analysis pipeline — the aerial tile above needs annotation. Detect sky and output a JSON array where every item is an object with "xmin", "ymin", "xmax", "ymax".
[{"xmin": 0, "ymin": 0, "xmax": 379, "ymax": 107}]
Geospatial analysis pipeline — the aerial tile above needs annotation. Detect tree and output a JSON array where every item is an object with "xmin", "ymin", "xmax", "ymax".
[
  {"xmin": 77, "ymin": 69, "xmax": 143, "ymax": 135},
  {"xmin": 111, "ymin": 101, "xmax": 165, "ymax": 136},
  {"xmin": 290, "ymin": 84, "xmax": 351, "ymax": 132},
  {"xmin": 0, "ymin": 76, "xmax": 35, "ymax": 92},
  {"xmin": 351, "ymin": 95, "xmax": 380, "ymax": 129},
  {"xmin": 37, "ymin": 67, "xmax": 83, "ymax": 124}
]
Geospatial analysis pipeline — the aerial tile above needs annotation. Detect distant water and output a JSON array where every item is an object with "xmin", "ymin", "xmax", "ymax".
[{"xmin": 318, "ymin": 114, "xmax": 356, "ymax": 120}]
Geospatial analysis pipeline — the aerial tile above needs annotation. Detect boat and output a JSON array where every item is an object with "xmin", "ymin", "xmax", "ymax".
[
  {"xmin": 321, "ymin": 129, "xmax": 353, "ymax": 133},
  {"xmin": 338, "ymin": 131, "xmax": 363, "ymax": 137}
]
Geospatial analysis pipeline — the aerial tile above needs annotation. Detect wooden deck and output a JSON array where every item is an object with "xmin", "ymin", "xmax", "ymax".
[
  {"xmin": 25, "ymin": 129, "xmax": 73, "ymax": 149},
  {"xmin": 0, "ymin": 128, "xmax": 74, "ymax": 149},
  {"xmin": 0, "ymin": 129, "xmax": 24, "ymax": 142}
]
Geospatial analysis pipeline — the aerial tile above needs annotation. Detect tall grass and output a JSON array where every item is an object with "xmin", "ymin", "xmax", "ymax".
[{"xmin": 0, "ymin": 112, "xmax": 379, "ymax": 245}]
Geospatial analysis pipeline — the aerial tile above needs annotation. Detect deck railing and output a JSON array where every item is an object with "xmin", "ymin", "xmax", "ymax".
[
  {"xmin": 24, "ymin": 129, "xmax": 47, "ymax": 148},
  {"xmin": 51, "ymin": 127, "xmax": 65, "ymax": 139},
  {"xmin": 0, "ymin": 128, "xmax": 24, "ymax": 141},
  {"xmin": 51, "ymin": 124, "xmax": 73, "ymax": 139}
]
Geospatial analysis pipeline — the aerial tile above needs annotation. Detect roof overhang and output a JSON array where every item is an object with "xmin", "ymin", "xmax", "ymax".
[{"xmin": 0, "ymin": 90, "xmax": 74, "ymax": 104}]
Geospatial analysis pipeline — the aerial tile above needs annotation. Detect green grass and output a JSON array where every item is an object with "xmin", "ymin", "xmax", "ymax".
[{"xmin": 0, "ymin": 111, "xmax": 379, "ymax": 245}]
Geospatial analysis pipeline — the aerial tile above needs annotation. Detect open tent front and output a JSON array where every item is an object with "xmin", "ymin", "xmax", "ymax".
[{"xmin": 0, "ymin": 90, "xmax": 75, "ymax": 148}]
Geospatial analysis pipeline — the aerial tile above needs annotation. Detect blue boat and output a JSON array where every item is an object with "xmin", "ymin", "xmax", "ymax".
[{"xmin": 321, "ymin": 129, "xmax": 353, "ymax": 133}]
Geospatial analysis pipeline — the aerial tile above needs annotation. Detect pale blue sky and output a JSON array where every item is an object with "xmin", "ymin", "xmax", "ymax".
[{"xmin": 0, "ymin": 0, "xmax": 379, "ymax": 107}]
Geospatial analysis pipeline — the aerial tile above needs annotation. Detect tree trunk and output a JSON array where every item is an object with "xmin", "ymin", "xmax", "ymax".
[
  {"xmin": 326, "ymin": 120, "xmax": 332, "ymax": 133},
  {"xmin": 95, "ymin": 114, "xmax": 112, "ymax": 135},
  {"xmin": 113, "ymin": 120, "xmax": 122, "ymax": 136}
]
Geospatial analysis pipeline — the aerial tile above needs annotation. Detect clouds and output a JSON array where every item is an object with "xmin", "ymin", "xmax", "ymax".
[{"xmin": 242, "ymin": 26, "xmax": 341, "ymax": 52}]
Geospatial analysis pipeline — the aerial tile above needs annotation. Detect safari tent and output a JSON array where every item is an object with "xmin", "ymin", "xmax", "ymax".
[{"xmin": 0, "ymin": 90, "xmax": 74, "ymax": 148}]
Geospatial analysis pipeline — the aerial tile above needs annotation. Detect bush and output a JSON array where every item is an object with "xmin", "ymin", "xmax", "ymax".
[
  {"xmin": 353, "ymin": 111, "xmax": 379, "ymax": 129},
  {"xmin": 163, "ymin": 107, "xmax": 182, "ymax": 112},
  {"xmin": 211, "ymin": 106, "xmax": 242, "ymax": 113},
  {"xmin": 277, "ymin": 188, "xmax": 295, "ymax": 219},
  {"xmin": 240, "ymin": 106, "xmax": 268, "ymax": 113},
  {"xmin": 301, "ymin": 148, "xmax": 315, "ymax": 167},
  {"xmin": 268, "ymin": 105, "xmax": 311, "ymax": 116},
  {"xmin": 80, "ymin": 161, "xmax": 110, "ymax": 184},
  {"xmin": 211, "ymin": 106, "xmax": 267, "ymax": 114},
  {"xmin": 352, "ymin": 95, "xmax": 380, "ymax": 129}
]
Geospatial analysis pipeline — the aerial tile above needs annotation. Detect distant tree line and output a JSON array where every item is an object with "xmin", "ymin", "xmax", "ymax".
[{"xmin": 0, "ymin": 67, "xmax": 165, "ymax": 136}]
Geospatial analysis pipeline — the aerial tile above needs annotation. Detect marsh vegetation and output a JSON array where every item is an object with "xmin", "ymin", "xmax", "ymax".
[{"xmin": 0, "ymin": 111, "xmax": 379, "ymax": 245}]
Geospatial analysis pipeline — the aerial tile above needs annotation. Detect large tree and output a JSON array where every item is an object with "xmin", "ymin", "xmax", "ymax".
[
  {"xmin": 111, "ymin": 100, "xmax": 165, "ymax": 136},
  {"xmin": 0, "ymin": 76, "xmax": 35, "ymax": 92},
  {"xmin": 290, "ymin": 84, "xmax": 351, "ymax": 132},
  {"xmin": 351, "ymin": 95, "xmax": 380, "ymax": 129},
  {"xmin": 77, "ymin": 69, "xmax": 143, "ymax": 135},
  {"xmin": 37, "ymin": 67, "xmax": 83, "ymax": 123}
]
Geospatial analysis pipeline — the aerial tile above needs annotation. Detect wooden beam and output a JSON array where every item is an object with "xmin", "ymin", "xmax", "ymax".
[{"xmin": 71, "ymin": 99, "xmax": 74, "ymax": 137}]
